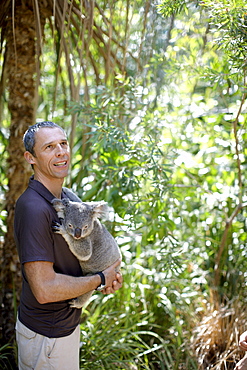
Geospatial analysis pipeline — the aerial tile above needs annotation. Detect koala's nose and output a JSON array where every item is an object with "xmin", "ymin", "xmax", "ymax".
[{"xmin": 74, "ymin": 228, "xmax": 82, "ymax": 239}]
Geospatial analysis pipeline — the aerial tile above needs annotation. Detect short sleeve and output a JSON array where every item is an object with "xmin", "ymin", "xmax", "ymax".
[{"xmin": 14, "ymin": 196, "xmax": 55, "ymax": 264}]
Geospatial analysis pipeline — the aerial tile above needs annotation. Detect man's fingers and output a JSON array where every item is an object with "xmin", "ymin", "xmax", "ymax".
[
  {"xmin": 102, "ymin": 287, "xmax": 114, "ymax": 294},
  {"xmin": 116, "ymin": 272, "xmax": 123, "ymax": 284}
]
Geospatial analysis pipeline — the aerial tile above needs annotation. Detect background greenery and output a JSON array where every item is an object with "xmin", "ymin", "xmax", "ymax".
[{"xmin": 1, "ymin": 0, "xmax": 247, "ymax": 368}]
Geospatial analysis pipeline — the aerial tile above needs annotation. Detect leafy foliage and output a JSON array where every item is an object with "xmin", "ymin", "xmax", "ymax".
[
  {"xmin": 71, "ymin": 0, "xmax": 247, "ymax": 367},
  {"xmin": 0, "ymin": 343, "xmax": 16, "ymax": 370},
  {"xmin": 1, "ymin": 0, "xmax": 247, "ymax": 368}
]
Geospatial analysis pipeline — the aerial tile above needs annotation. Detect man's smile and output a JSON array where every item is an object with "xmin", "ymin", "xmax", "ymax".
[{"xmin": 54, "ymin": 161, "xmax": 68, "ymax": 167}]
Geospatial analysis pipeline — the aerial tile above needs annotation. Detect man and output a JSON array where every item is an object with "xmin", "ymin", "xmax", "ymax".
[{"xmin": 14, "ymin": 121, "xmax": 122, "ymax": 369}]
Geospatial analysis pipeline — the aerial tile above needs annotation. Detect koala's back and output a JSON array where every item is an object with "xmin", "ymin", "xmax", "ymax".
[{"xmin": 79, "ymin": 220, "xmax": 121, "ymax": 274}]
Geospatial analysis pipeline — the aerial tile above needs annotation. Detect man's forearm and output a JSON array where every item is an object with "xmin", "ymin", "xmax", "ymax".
[
  {"xmin": 40, "ymin": 273, "xmax": 102, "ymax": 304},
  {"xmin": 24, "ymin": 258, "xmax": 122, "ymax": 304},
  {"xmin": 24, "ymin": 261, "xmax": 101, "ymax": 304}
]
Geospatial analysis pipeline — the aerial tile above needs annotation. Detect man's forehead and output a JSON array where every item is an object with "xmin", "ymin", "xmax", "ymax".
[
  {"xmin": 35, "ymin": 127, "xmax": 67, "ymax": 139},
  {"xmin": 35, "ymin": 127, "xmax": 68, "ymax": 146}
]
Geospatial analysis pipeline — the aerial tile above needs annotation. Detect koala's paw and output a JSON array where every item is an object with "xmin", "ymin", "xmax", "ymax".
[
  {"xmin": 69, "ymin": 299, "xmax": 83, "ymax": 309},
  {"xmin": 52, "ymin": 221, "xmax": 62, "ymax": 233}
]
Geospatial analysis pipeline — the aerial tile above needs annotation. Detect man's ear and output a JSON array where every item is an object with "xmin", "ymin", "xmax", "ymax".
[{"xmin": 24, "ymin": 151, "xmax": 35, "ymax": 165}]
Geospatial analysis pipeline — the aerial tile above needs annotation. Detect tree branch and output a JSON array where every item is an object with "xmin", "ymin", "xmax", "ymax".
[{"xmin": 213, "ymin": 90, "xmax": 247, "ymax": 303}]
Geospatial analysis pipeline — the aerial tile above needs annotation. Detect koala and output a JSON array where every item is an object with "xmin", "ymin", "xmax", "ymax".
[{"xmin": 51, "ymin": 198, "xmax": 121, "ymax": 309}]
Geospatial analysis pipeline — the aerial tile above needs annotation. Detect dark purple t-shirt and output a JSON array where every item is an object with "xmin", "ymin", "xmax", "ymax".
[{"xmin": 14, "ymin": 177, "xmax": 82, "ymax": 338}]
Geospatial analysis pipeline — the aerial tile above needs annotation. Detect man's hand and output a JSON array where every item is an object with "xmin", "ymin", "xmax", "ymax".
[{"xmin": 102, "ymin": 259, "xmax": 123, "ymax": 294}]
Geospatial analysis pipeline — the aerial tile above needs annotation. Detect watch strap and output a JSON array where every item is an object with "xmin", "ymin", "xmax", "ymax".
[{"xmin": 95, "ymin": 271, "xmax": 106, "ymax": 291}]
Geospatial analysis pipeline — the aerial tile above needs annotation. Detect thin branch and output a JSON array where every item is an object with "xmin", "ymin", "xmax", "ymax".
[
  {"xmin": 11, "ymin": 0, "xmax": 17, "ymax": 70},
  {"xmin": 49, "ymin": 0, "xmax": 69, "ymax": 115},
  {"xmin": 214, "ymin": 203, "xmax": 244, "ymax": 273},
  {"xmin": 137, "ymin": 0, "xmax": 150, "ymax": 72},
  {"xmin": 213, "ymin": 91, "xmax": 247, "ymax": 302},
  {"xmin": 32, "ymin": 0, "xmax": 43, "ymax": 54},
  {"xmin": 232, "ymin": 91, "xmax": 247, "ymax": 196},
  {"xmin": 0, "ymin": 46, "xmax": 7, "ymax": 124},
  {"xmin": 32, "ymin": 0, "xmax": 43, "ymax": 117}
]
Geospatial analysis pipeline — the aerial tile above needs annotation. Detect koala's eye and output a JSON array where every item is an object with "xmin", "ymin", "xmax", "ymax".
[
  {"xmin": 68, "ymin": 223, "xmax": 73, "ymax": 228},
  {"xmin": 83, "ymin": 225, "xmax": 88, "ymax": 230}
]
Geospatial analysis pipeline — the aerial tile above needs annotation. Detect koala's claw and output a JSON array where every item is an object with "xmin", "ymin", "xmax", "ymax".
[
  {"xmin": 69, "ymin": 299, "xmax": 82, "ymax": 309},
  {"xmin": 52, "ymin": 221, "xmax": 61, "ymax": 233}
]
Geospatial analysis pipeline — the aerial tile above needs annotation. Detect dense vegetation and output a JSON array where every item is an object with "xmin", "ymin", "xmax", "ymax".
[{"xmin": 1, "ymin": 0, "xmax": 247, "ymax": 368}]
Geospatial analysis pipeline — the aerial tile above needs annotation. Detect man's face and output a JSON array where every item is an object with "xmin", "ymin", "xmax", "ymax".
[{"xmin": 29, "ymin": 127, "xmax": 70, "ymax": 180}]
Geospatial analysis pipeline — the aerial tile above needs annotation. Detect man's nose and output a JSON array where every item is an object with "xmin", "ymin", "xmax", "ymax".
[{"xmin": 55, "ymin": 144, "xmax": 66, "ymax": 156}]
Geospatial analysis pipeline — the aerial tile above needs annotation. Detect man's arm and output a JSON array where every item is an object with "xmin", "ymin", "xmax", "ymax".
[{"xmin": 24, "ymin": 258, "xmax": 122, "ymax": 304}]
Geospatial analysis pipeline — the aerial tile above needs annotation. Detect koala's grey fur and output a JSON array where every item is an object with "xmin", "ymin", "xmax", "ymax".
[{"xmin": 52, "ymin": 198, "xmax": 121, "ymax": 309}]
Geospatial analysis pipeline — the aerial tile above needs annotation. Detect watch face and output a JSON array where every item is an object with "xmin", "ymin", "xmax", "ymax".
[{"xmin": 96, "ymin": 284, "xmax": 106, "ymax": 291}]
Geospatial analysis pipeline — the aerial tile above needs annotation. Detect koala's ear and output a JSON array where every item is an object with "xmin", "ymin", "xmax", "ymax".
[
  {"xmin": 52, "ymin": 198, "xmax": 66, "ymax": 219},
  {"xmin": 62, "ymin": 198, "xmax": 70, "ymax": 207},
  {"xmin": 91, "ymin": 201, "xmax": 109, "ymax": 219}
]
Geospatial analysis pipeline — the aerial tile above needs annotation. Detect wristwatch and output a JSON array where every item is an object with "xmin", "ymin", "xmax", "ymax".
[{"xmin": 95, "ymin": 271, "xmax": 106, "ymax": 291}]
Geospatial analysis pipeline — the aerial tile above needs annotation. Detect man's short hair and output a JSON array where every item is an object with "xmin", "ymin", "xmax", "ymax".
[{"xmin": 23, "ymin": 121, "xmax": 66, "ymax": 156}]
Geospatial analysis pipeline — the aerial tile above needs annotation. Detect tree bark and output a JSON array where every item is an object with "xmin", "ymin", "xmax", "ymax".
[{"xmin": 0, "ymin": 0, "xmax": 39, "ymax": 350}]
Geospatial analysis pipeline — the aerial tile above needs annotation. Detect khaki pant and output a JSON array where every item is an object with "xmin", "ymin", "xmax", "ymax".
[{"xmin": 16, "ymin": 318, "xmax": 80, "ymax": 370}]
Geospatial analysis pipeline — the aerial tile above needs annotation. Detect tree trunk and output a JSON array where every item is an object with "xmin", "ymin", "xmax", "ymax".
[{"xmin": 0, "ymin": 0, "xmax": 41, "ymax": 352}]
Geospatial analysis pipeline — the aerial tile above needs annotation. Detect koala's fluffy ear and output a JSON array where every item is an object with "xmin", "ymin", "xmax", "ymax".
[
  {"xmin": 91, "ymin": 201, "xmax": 109, "ymax": 219},
  {"xmin": 52, "ymin": 198, "xmax": 66, "ymax": 219},
  {"xmin": 61, "ymin": 198, "xmax": 70, "ymax": 207}
]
